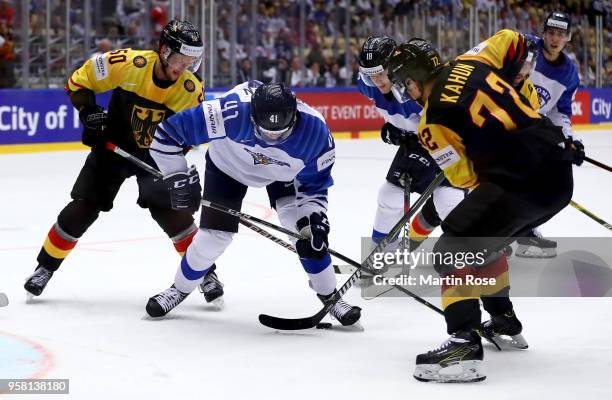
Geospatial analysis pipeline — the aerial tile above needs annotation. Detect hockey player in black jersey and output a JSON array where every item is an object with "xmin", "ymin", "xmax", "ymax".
[{"xmin": 387, "ymin": 36, "xmax": 582, "ymax": 382}]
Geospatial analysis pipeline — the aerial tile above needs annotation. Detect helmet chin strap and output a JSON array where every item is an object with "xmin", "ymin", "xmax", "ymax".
[
  {"xmin": 159, "ymin": 47, "xmax": 174, "ymax": 81},
  {"xmin": 415, "ymin": 81, "xmax": 426, "ymax": 106}
]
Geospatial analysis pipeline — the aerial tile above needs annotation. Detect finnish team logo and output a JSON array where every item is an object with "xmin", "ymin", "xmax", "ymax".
[
  {"xmin": 131, "ymin": 106, "xmax": 166, "ymax": 148},
  {"xmin": 244, "ymin": 148, "xmax": 290, "ymax": 167},
  {"xmin": 534, "ymin": 85, "xmax": 551, "ymax": 108}
]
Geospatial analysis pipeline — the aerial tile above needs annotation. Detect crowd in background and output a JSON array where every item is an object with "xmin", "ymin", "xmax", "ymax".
[
  {"xmin": 0, "ymin": 0, "xmax": 610, "ymax": 88},
  {"xmin": 210, "ymin": 0, "xmax": 611, "ymax": 87}
]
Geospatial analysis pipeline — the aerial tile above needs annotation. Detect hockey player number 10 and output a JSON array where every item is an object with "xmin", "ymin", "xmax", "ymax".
[{"xmin": 468, "ymin": 73, "xmax": 541, "ymax": 131}]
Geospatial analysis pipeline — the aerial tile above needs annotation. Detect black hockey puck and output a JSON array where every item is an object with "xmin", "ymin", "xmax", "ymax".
[{"xmin": 316, "ymin": 322, "xmax": 332, "ymax": 329}]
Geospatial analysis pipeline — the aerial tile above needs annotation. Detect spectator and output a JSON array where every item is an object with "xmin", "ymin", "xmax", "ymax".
[
  {"xmin": 307, "ymin": 41, "xmax": 326, "ymax": 70},
  {"xmin": 277, "ymin": 57, "xmax": 292, "ymax": 85},
  {"xmin": 91, "ymin": 38, "xmax": 113, "ymax": 58},
  {"xmin": 288, "ymin": 55, "xmax": 307, "ymax": 87},
  {"xmin": 0, "ymin": 0, "xmax": 14, "ymax": 28},
  {"xmin": 0, "ymin": 22, "xmax": 14, "ymax": 88},
  {"xmin": 238, "ymin": 58, "xmax": 253, "ymax": 82},
  {"xmin": 308, "ymin": 61, "xmax": 325, "ymax": 86},
  {"xmin": 324, "ymin": 62, "xmax": 341, "ymax": 87},
  {"xmin": 151, "ymin": 5, "xmax": 168, "ymax": 37}
]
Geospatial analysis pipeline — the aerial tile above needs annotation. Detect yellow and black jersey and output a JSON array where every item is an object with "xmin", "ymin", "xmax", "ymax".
[
  {"xmin": 418, "ymin": 60, "xmax": 544, "ymax": 189},
  {"xmin": 457, "ymin": 29, "xmax": 524, "ymax": 72},
  {"xmin": 67, "ymin": 48, "xmax": 204, "ymax": 154},
  {"xmin": 519, "ymin": 79, "xmax": 540, "ymax": 111},
  {"xmin": 457, "ymin": 29, "xmax": 540, "ymax": 112}
]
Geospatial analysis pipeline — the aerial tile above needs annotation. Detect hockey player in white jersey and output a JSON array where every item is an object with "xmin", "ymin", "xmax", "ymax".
[
  {"xmin": 517, "ymin": 11, "xmax": 584, "ymax": 258},
  {"xmin": 357, "ymin": 36, "xmax": 466, "ymax": 259},
  {"xmin": 144, "ymin": 81, "xmax": 361, "ymax": 326}
]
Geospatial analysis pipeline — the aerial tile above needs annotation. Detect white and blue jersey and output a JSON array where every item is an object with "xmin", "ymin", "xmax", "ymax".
[
  {"xmin": 356, "ymin": 76, "xmax": 422, "ymax": 131},
  {"xmin": 527, "ymin": 35, "xmax": 580, "ymax": 137},
  {"xmin": 150, "ymin": 81, "xmax": 335, "ymax": 220}
]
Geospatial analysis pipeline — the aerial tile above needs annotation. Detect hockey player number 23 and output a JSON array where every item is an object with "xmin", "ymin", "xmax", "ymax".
[{"xmin": 468, "ymin": 73, "xmax": 540, "ymax": 130}]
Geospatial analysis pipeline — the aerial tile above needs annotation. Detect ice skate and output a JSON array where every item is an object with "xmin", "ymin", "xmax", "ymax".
[
  {"xmin": 481, "ymin": 310, "xmax": 528, "ymax": 350},
  {"xmin": 414, "ymin": 330, "xmax": 486, "ymax": 383},
  {"xmin": 516, "ymin": 231, "xmax": 557, "ymax": 258},
  {"xmin": 24, "ymin": 266, "xmax": 54, "ymax": 298},
  {"xmin": 146, "ymin": 285, "xmax": 189, "ymax": 317},
  {"xmin": 318, "ymin": 291, "xmax": 362, "ymax": 329},
  {"xmin": 198, "ymin": 266, "xmax": 224, "ymax": 308}
]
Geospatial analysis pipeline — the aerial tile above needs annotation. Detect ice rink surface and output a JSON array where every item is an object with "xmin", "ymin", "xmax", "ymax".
[{"xmin": 1, "ymin": 131, "xmax": 611, "ymax": 399}]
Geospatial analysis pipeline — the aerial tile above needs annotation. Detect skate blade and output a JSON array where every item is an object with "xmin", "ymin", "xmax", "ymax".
[
  {"xmin": 354, "ymin": 276, "xmax": 374, "ymax": 288},
  {"xmin": 25, "ymin": 292, "xmax": 36, "ymax": 304},
  {"xmin": 0, "ymin": 293, "xmax": 8, "ymax": 307},
  {"xmin": 333, "ymin": 321, "xmax": 365, "ymax": 332},
  {"xmin": 414, "ymin": 360, "xmax": 486, "ymax": 383},
  {"xmin": 484, "ymin": 333, "xmax": 528, "ymax": 350},
  {"xmin": 206, "ymin": 296, "xmax": 225, "ymax": 310},
  {"xmin": 515, "ymin": 245, "xmax": 556, "ymax": 259}
]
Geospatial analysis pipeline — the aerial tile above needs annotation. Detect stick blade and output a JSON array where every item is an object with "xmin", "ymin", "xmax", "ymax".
[{"xmin": 258, "ymin": 310, "xmax": 325, "ymax": 330}]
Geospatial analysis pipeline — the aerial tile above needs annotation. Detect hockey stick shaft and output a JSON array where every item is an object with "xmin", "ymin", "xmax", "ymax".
[
  {"xmin": 402, "ymin": 174, "xmax": 412, "ymax": 249},
  {"xmin": 226, "ymin": 204, "xmax": 442, "ymax": 315},
  {"xmin": 570, "ymin": 200, "xmax": 612, "ymax": 231},
  {"xmin": 585, "ymin": 156, "xmax": 612, "ymax": 173},
  {"xmin": 104, "ymin": 143, "xmax": 301, "ymax": 253},
  {"xmin": 107, "ymin": 142, "xmax": 443, "ymax": 325},
  {"xmin": 106, "ymin": 143, "xmax": 165, "ymax": 178},
  {"xmin": 258, "ymin": 173, "xmax": 446, "ymax": 329}
]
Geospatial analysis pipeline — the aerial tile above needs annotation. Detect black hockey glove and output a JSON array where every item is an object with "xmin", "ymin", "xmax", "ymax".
[
  {"xmin": 381, "ymin": 122, "xmax": 414, "ymax": 146},
  {"xmin": 296, "ymin": 212, "xmax": 330, "ymax": 259},
  {"xmin": 570, "ymin": 139, "xmax": 585, "ymax": 166},
  {"xmin": 79, "ymin": 105, "xmax": 108, "ymax": 148},
  {"xmin": 163, "ymin": 165, "xmax": 202, "ymax": 213}
]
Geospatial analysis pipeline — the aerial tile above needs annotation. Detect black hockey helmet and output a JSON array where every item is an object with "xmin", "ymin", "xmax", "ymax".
[
  {"xmin": 544, "ymin": 11, "xmax": 572, "ymax": 36},
  {"xmin": 159, "ymin": 20, "xmax": 204, "ymax": 71},
  {"xmin": 359, "ymin": 36, "xmax": 397, "ymax": 80},
  {"xmin": 497, "ymin": 32, "xmax": 533, "ymax": 85},
  {"xmin": 387, "ymin": 38, "xmax": 443, "ymax": 103},
  {"xmin": 251, "ymin": 83, "xmax": 298, "ymax": 144}
]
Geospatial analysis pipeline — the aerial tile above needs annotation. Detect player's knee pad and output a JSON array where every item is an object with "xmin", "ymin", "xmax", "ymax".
[
  {"xmin": 433, "ymin": 186, "xmax": 467, "ymax": 221},
  {"xmin": 373, "ymin": 182, "xmax": 404, "ymax": 236},
  {"xmin": 275, "ymin": 195, "xmax": 298, "ymax": 243},
  {"xmin": 149, "ymin": 206, "xmax": 195, "ymax": 238},
  {"xmin": 185, "ymin": 228, "xmax": 234, "ymax": 271},
  {"xmin": 377, "ymin": 181, "xmax": 404, "ymax": 211},
  {"xmin": 57, "ymin": 199, "xmax": 101, "ymax": 238}
]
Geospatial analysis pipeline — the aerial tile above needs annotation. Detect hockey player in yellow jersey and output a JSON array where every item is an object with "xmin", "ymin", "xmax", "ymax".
[
  {"xmin": 459, "ymin": 29, "xmax": 561, "ymax": 258},
  {"xmin": 408, "ymin": 29, "xmax": 542, "ymax": 251},
  {"xmin": 24, "ymin": 21, "xmax": 218, "ymax": 302},
  {"xmin": 387, "ymin": 36, "xmax": 582, "ymax": 382}
]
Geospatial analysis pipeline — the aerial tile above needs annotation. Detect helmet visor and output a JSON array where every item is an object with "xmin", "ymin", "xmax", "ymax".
[
  {"xmin": 162, "ymin": 44, "xmax": 203, "ymax": 72},
  {"xmin": 391, "ymin": 80, "xmax": 412, "ymax": 103},
  {"xmin": 359, "ymin": 64, "xmax": 385, "ymax": 86},
  {"xmin": 252, "ymin": 118, "xmax": 296, "ymax": 145}
]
